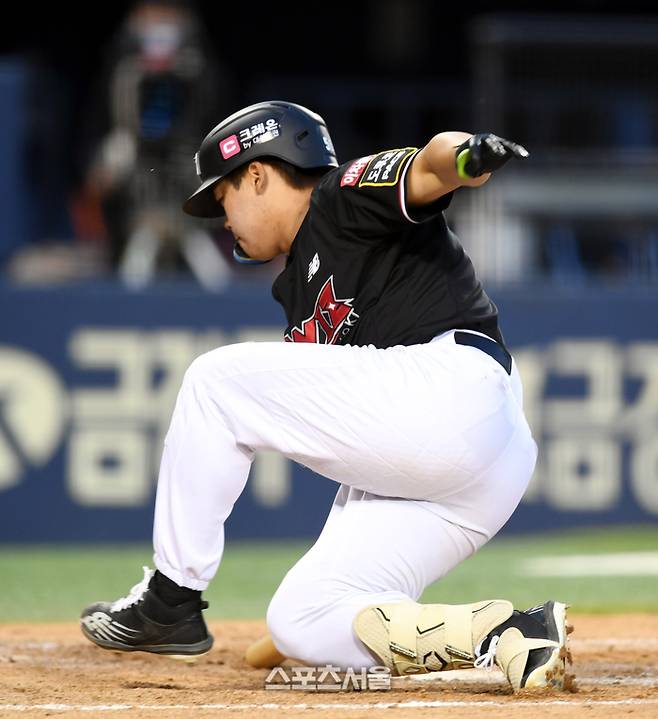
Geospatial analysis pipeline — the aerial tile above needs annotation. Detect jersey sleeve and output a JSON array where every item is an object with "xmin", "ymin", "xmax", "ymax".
[{"xmin": 320, "ymin": 147, "xmax": 453, "ymax": 238}]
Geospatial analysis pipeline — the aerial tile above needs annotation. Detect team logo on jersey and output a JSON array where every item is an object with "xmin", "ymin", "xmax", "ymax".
[
  {"xmin": 340, "ymin": 155, "xmax": 374, "ymax": 187},
  {"xmin": 307, "ymin": 253, "xmax": 320, "ymax": 282},
  {"xmin": 285, "ymin": 276, "xmax": 359, "ymax": 344},
  {"xmin": 358, "ymin": 148, "xmax": 417, "ymax": 187}
]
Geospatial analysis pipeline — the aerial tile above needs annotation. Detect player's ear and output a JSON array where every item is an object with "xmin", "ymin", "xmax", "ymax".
[{"xmin": 246, "ymin": 161, "xmax": 267, "ymax": 195}]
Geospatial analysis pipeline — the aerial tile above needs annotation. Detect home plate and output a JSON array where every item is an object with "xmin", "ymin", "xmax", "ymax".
[{"xmin": 393, "ymin": 668, "xmax": 505, "ymax": 687}]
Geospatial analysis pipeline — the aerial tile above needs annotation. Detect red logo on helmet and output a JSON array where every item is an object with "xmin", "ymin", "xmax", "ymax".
[
  {"xmin": 340, "ymin": 155, "xmax": 374, "ymax": 187},
  {"xmin": 285, "ymin": 276, "xmax": 359, "ymax": 344},
  {"xmin": 219, "ymin": 135, "xmax": 241, "ymax": 160}
]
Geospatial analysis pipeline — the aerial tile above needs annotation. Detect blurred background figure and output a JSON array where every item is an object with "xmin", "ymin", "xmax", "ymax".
[{"xmin": 75, "ymin": 0, "xmax": 233, "ymax": 289}]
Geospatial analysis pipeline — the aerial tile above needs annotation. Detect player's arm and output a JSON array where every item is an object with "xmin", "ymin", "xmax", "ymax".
[{"xmin": 406, "ymin": 131, "xmax": 529, "ymax": 207}]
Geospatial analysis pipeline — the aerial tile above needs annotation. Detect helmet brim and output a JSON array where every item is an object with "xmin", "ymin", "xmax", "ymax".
[{"xmin": 182, "ymin": 176, "xmax": 225, "ymax": 218}]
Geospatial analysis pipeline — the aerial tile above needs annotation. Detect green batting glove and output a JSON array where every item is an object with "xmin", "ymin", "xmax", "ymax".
[{"xmin": 455, "ymin": 133, "xmax": 529, "ymax": 180}]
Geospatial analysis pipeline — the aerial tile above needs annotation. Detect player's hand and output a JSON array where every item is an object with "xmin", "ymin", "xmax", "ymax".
[{"xmin": 455, "ymin": 133, "xmax": 529, "ymax": 180}]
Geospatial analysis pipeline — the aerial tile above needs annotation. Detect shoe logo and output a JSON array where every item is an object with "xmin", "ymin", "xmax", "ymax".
[
  {"xmin": 81, "ymin": 611, "xmax": 139, "ymax": 641},
  {"xmin": 307, "ymin": 253, "xmax": 320, "ymax": 282}
]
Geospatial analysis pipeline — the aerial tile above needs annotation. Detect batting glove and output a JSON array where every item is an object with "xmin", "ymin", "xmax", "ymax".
[{"xmin": 455, "ymin": 133, "xmax": 529, "ymax": 180}]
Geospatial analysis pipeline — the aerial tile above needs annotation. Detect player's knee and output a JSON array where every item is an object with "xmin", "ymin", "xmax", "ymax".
[
  {"xmin": 266, "ymin": 580, "xmax": 323, "ymax": 660},
  {"xmin": 266, "ymin": 587, "xmax": 301, "ymax": 658}
]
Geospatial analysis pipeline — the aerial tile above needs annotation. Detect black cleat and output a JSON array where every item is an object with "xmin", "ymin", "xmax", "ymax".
[{"xmin": 80, "ymin": 567, "xmax": 213, "ymax": 660}]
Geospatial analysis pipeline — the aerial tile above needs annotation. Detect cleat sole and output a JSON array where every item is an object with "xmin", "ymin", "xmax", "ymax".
[
  {"xmin": 168, "ymin": 652, "xmax": 209, "ymax": 663},
  {"xmin": 80, "ymin": 623, "xmax": 213, "ymax": 657}
]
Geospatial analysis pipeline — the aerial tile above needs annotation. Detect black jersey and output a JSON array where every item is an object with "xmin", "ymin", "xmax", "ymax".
[{"xmin": 271, "ymin": 147, "xmax": 504, "ymax": 349}]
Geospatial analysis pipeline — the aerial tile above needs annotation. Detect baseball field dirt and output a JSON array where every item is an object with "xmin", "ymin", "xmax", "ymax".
[{"xmin": 1, "ymin": 614, "xmax": 657, "ymax": 718}]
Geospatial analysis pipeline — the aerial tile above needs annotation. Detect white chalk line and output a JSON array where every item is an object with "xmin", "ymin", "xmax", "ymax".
[
  {"xmin": 404, "ymin": 671, "xmax": 657, "ymax": 688},
  {"xmin": 2, "ymin": 699, "xmax": 658, "ymax": 712}
]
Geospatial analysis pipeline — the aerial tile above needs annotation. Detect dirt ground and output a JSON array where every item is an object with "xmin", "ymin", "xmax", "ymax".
[{"xmin": 1, "ymin": 614, "xmax": 657, "ymax": 718}]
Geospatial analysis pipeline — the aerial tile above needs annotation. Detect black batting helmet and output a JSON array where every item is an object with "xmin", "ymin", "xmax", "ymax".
[{"xmin": 183, "ymin": 100, "xmax": 338, "ymax": 218}]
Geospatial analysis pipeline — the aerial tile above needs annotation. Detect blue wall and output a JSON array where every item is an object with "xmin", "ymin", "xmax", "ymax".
[{"xmin": 0, "ymin": 281, "xmax": 656, "ymax": 542}]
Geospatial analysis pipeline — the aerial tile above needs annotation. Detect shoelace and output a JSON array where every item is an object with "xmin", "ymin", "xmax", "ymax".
[
  {"xmin": 111, "ymin": 566, "xmax": 154, "ymax": 612},
  {"xmin": 474, "ymin": 635, "xmax": 500, "ymax": 671}
]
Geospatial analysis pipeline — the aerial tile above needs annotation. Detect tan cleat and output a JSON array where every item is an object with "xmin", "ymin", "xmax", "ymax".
[
  {"xmin": 354, "ymin": 599, "xmax": 514, "ymax": 676},
  {"xmin": 354, "ymin": 598, "xmax": 574, "ymax": 692}
]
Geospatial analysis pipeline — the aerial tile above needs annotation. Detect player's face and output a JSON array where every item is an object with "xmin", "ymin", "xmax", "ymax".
[{"xmin": 213, "ymin": 165, "xmax": 286, "ymax": 262}]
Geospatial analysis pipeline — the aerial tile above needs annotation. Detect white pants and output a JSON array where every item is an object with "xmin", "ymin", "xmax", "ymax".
[{"xmin": 153, "ymin": 330, "xmax": 537, "ymax": 667}]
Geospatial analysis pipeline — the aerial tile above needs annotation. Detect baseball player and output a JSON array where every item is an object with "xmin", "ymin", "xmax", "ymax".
[{"xmin": 80, "ymin": 101, "xmax": 571, "ymax": 692}]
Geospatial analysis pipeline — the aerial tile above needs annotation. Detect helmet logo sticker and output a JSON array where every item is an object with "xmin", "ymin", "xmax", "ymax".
[
  {"xmin": 321, "ymin": 132, "xmax": 335, "ymax": 154},
  {"xmin": 219, "ymin": 134, "xmax": 241, "ymax": 160},
  {"xmin": 238, "ymin": 119, "xmax": 280, "ymax": 149}
]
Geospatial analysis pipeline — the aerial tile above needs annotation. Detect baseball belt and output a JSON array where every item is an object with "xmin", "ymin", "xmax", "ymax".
[{"xmin": 453, "ymin": 331, "xmax": 512, "ymax": 375}]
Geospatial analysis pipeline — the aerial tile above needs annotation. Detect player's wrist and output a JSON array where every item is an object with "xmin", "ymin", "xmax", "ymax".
[
  {"xmin": 455, "ymin": 145, "xmax": 475, "ymax": 180},
  {"xmin": 455, "ymin": 133, "xmax": 529, "ymax": 182}
]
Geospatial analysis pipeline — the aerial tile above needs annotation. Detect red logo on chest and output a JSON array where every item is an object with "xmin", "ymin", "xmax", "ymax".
[{"xmin": 285, "ymin": 276, "xmax": 359, "ymax": 344}]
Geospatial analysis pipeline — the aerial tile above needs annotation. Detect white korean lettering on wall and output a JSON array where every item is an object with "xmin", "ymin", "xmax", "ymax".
[{"xmin": 0, "ymin": 346, "xmax": 67, "ymax": 490}]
